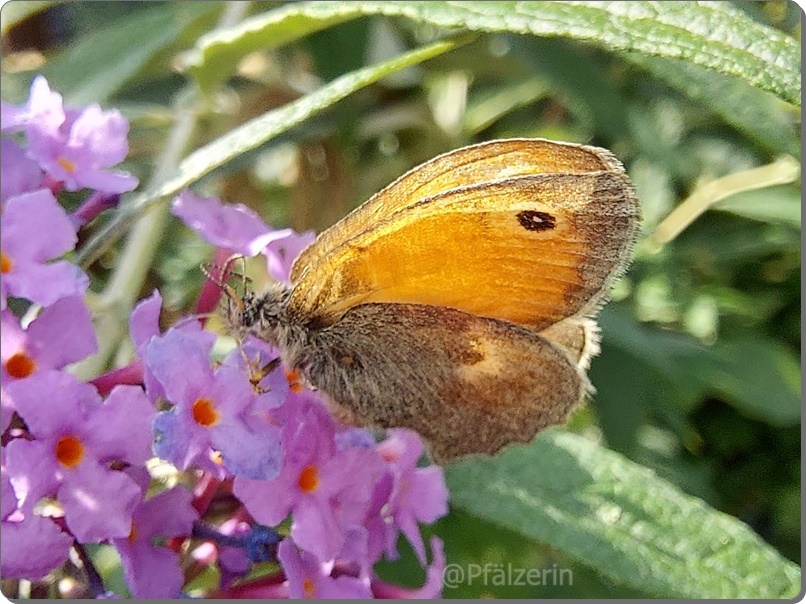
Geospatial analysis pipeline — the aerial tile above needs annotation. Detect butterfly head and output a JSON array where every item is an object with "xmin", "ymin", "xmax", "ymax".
[{"xmin": 231, "ymin": 282, "xmax": 299, "ymax": 348}]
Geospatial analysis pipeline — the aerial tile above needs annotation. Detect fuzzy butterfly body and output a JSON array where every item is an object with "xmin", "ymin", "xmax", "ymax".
[{"xmin": 234, "ymin": 138, "xmax": 639, "ymax": 461}]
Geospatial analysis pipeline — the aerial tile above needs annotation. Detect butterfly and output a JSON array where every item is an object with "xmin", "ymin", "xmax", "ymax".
[{"xmin": 230, "ymin": 138, "xmax": 639, "ymax": 461}]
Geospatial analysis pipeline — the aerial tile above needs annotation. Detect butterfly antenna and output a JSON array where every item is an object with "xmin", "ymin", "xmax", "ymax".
[{"xmin": 200, "ymin": 259, "xmax": 246, "ymax": 315}]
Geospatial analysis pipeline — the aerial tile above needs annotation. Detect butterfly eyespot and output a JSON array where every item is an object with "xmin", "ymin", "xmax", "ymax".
[{"xmin": 516, "ymin": 210, "xmax": 556, "ymax": 232}]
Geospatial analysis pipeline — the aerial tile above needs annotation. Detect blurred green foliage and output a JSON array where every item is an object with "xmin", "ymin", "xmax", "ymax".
[{"xmin": 1, "ymin": 0, "xmax": 799, "ymax": 598}]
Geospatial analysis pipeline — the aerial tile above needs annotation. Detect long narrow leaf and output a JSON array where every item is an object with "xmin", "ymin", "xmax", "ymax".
[{"xmin": 186, "ymin": 1, "xmax": 800, "ymax": 105}]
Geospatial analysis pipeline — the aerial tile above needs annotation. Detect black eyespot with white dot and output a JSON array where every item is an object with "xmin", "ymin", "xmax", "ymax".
[{"xmin": 517, "ymin": 210, "xmax": 556, "ymax": 232}]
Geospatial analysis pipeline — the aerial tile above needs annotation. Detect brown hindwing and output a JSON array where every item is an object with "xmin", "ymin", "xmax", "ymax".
[{"xmin": 293, "ymin": 303, "xmax": 587, "ymax": 461}]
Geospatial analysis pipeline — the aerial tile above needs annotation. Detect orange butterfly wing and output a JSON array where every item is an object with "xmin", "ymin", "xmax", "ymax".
[{"xmin": 288, "ymin": 140, "xmax": 638, "ymax": 330}]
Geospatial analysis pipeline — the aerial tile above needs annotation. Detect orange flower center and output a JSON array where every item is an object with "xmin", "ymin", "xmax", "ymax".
[
  {"xmin": 5, "ymin": 352, "xmax": 36, "ymax": 379},
  {"xmin": 56, "ymin": 157, "xmax": 76, "ymax": 173},
  {"xmin": 55, "ymin": 435, "xmax": 85, "ymax": 468},
  {"xmin": 284, "ymin": 368, "xmax": 303, "ymax": 393},
  {"xmin": 0, "ymin": 251, "xmax": 12, "ymax": 274},
  {"xmin": 192, "ymin": 397, "xmax": 219, "ymax": 427},
  {"xmin": 298, "ymin": 465, "xmax": 319, "ymax": 493},
  {"xmin": 303, "ymin": 577, "xmax": 316, "ymax": 599},
  {"xmin": 128, "ymin": 522, "xmax": 138, "ymax": 543}
]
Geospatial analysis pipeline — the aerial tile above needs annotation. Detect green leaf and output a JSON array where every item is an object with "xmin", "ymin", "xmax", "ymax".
[
  {"xmin": 596, "ymin": 308, "xmax": 801, "ymax": 429},
  {"xmin": 626, "ymin": 54, "xmax": 800, "ymax": 157},
  {"xmin": 40, "ymin": 4, "xmax": 219, "ymax": 105},
  {"xmin": 77, "ymin": 35, "xmax": 468, "ymax": 267},
  {"xmin": 591, "ymin": 308, "xmax": 709, "ymax": 453},
  {"xmin": 684, "ymin": 335, "xmax": 801, "ymax": 427},
  {"xmin": 182, "ymin": 2, "xmax": 369, "ymax": 91},
  {"xmin": 598, "ymin": 308, "xmax": 706, "ymax": 406},
  {"xmin": 445, "ymin": 431, "xmax": 801, "ymax": 598},
  {"xmin": 715, "ymin": 185, "xmax": 801, "ymax": 228},
  {"xmin": 675, "ymin": 212, "xmax": 800, "ymax": 266},
  {"xmin": 186, "ymin": 1, "xmax": 800, "ymax": 105},
  {"xmin": 464, "ymin": 78, "xmax": 548, "ymax": 135}
]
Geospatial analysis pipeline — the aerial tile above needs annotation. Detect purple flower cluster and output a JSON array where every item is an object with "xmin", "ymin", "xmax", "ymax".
[
  {"xmin": 1, "ymin": 76, "xmax": 159, "ymax": 587},
  {"xmin": 1, "ymin": 77, "xmax": 448, "ymax": 599}
]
